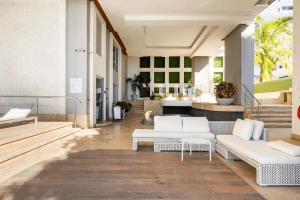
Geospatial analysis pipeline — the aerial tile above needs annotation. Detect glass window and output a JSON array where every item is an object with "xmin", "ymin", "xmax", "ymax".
[
  {"xmin": 169, "ymin": 72, "xmax": 180, "ymax": 83},
  {"xmin": 140, "ymin": 56, "xmax": 150, "ymax": 68},
  {"xmin": 139, "ymin": 72, "xmax": 151, "ymax": 83},
  {"xmin": 154, "ymin": 72, "xmax": 165, "ymax": 83},
  {"xmin": 96, "ymin": 17, "xmax": 101, "ymax": 56},
  {"xmin": 184, "ymin": 72, "xmax": 192, "ymax": 84},
  {"xmin": 154, "ymin": 57, "xmax": 165, "ymax": 68},
  {"xmin": 139, "ymin": 88, "xmax": 150, "ymax": 97},
  {"xmin": 169, "ymin": 56, "xmax": 180, "ymax": 68},
  {"xmin": 113, "ymin": 45, "xmax": 119, "ymax": 72},
  {"xmin": 154, "ymin": 87, "xmax": 166, "ymax": 94},
  {"xmin": 184, "ymin": 56, "xmax": 192, "ymax": 68},
  {"xmin": 213, "ymin": 72, "xmax": 224, "ymax": 83},
  {"xmin": 214, "ymin": 57, "xmax": 223, "ymax": 68},
  {"xmin": 169, "ymin": 87, "xmax": 180, "ymax": 94}
]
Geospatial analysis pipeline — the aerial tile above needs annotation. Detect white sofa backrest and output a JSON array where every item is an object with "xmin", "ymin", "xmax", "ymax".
[
  {"xmin": 154, "ymin": 116, "xmax": 182, "ymax": 132},
  {"xmin": 233, "ymin": 119, "xmax": 254, "ymax": 141},
  {"xmin": 245, "ymin": 119, "xmax": 264, "ymax": 140},
  {"xmin": 182, "ymin": 117, "xmax": 210, "ymax": 133}
]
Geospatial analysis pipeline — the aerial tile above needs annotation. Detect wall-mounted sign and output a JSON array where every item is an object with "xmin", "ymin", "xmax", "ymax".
[
  {"xmin": 298, "ymin": 106, "xmax": 300, "ymax": 119},
  {"xmin": 70, "ymin": 78, "xmax": 82, "ymax": 94}
]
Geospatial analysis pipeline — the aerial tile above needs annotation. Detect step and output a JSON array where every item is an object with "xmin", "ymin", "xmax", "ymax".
[
  {"xmin": 0, "ymin": 122, "xmax": 73, "ymax": 146},
  {"xmin": 0, "ymin": 122, "xmax": 81, "ymax": 183},
  {"xmin": 254, "ymin": 118, "xmax": 292, "ymax": 123},
  {"xmin": 0, "ymin": 127, "xmax": 80, "ymax": 163},
  {"xmin": 264, "ymin": 122, "xmax": 292, "ymax": 128},
  {"xmin": 251, "ymin": 113, "xmax": 292, "ymax": 118}
]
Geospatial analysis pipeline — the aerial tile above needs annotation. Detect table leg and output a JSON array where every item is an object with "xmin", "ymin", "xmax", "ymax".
[
  {"xmin": 181, "ymin": 142, "xmax": 184, "ymax": 162},
  {"xmin": 190, "ymin": 144, "xmax": 192, "ymax": 155},
  {"xmin": 209, "ymin": 142, "xmax": 212, "ymax": 162}
]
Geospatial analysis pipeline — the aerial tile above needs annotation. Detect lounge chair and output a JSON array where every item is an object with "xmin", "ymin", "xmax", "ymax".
[{"xmin": 0, "ymin": 108, "xmax": 37, "ymax": 127}]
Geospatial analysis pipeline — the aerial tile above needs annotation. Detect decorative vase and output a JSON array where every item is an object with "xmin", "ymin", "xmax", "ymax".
[{"xmin": 216, "ymin": 98, "xmax": 234, "ymax": 105}]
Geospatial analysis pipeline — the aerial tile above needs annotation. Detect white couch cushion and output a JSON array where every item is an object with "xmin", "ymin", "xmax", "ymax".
[
  {"xmin": 267, "ymin": 141, "xmax": 300, "ymax": 157},
  {"xmin": 245, "ymin": 119, "xmax": 264, "ymax": 140},
  {"xmin": 232, "ymin": 119, "xmax": 254, "ymax": 141},
  {"xmin": 217, "ymin": 135, "xmax": 300, "ymax": 164},
  {"xmin": 182, "ymin": 117, "xmax": 210, "ymax": 133},
  {"xmin": 0, "ymin": 108, "xmax": 31, "ymax": 121},
  {"xmin": 154, "ymin": 116, "xmax": 182, "ymax": 132}
]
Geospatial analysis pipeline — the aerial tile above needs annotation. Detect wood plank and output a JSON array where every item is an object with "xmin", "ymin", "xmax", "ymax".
[{"xmin": 0, "ymin": 150, "xmax": 264, "ymax": 200}]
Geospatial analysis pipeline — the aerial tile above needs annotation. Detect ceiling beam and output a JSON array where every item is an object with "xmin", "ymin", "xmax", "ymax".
[
  {"xmin": 124, "ymin": 15, "xmax": 254, "ymax": 26},
  {"xmin": 90, "ymin": 0, "xmax": 127, "ymax": 55}
]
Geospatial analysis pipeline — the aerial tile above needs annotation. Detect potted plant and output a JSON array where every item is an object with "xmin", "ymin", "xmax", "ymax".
[
  {"xmin": 116, "ymin": 101, "xmax": 133, "ymax": 119},
  {"xmin": 214, "ymin": 82, "xmax": 236, "ymax": 105},
  {"xmin": 194, "ymin": 88, "xmax": 203, "ymax": 101},
  {"xmin": 126, "ymin": 74, "xmax": 150, "ymax": 100}
]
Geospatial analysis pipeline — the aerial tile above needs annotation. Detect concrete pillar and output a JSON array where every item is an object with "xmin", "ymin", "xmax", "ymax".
[
  {"xmin": 66, "ymin": 0, "xmax": 90, "ymax": 128},
  {"xmin": 224, "ymin": 24, "xmax": 254, "ymax": 105},
  {"xmin": 191, "ymin": 56, "xmax": 210, "ymax": 93},
  {"xmin": 292, "ymin": 0, "xmax": 300, "ymax": 138}
]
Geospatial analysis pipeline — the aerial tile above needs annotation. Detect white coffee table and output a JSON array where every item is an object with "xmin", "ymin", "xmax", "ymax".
[{"xmin": 181, "ymin": 138, "xmax": 212, "ymax": 162}]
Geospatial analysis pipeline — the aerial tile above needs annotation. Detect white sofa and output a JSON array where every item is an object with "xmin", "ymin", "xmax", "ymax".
[
  {"xmin": 132, "ymin": 116, "xmax": 236, "ymax": 152},
  {"xmin": 216, "ymin": 119, "xmax": 300, "ymax": 186}
]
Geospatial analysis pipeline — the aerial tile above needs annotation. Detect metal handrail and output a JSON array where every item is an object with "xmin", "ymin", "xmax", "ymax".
[
  {"xmin": 242, "ymin": 84, "xmax": 261, "ymax": 117},
  {"xmin": 0, "ymin": 95, "xmax": 81, "ymax": 127}
]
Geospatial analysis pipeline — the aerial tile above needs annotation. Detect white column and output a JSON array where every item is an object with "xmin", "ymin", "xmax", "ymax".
[{"xmin": 292, "ymin": 0, "xmax": 300, "ymax": 137}]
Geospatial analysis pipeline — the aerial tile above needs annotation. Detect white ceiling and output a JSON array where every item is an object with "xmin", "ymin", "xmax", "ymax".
[{"xmin": 99, "ymin": 0, "xmax": 266, "ymax": 57}]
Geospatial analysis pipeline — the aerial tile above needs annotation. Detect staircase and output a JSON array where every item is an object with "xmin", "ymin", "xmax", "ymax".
[
  {"xmin": 246, "ymin": 105, "xmax": 292, "ymax": 128},
  {"xmin": 0, "ymin": 122, "xmax": 81, "ymax": 183},
  {"xmin": 130, "ymin": 100, "xmax": 144, "ymax": 114}
]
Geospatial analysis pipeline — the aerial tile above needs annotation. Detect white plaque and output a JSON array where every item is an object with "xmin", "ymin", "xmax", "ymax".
[{"xmin": 70, "ymin": 78, "xmax": 82, "ymax": 94}]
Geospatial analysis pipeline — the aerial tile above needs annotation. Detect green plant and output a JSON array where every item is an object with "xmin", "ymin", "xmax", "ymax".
[
  {"xmin": 126, "ymin": 74, "xmax": 151, "ymax": 97},
  {"xmin": 255, "ymin": 16, "xmax": 293, "ymax": 82},
  {"xmin": 116, "ymin": 101, "xmax": 132, "ymax": 112},
  {"xmin": 214, "ymin": 82, "xmax": 235, "ymax": 98},
  {"xmin": 194, "ymin": 88, "xmax": 203, "ymax": 98}
]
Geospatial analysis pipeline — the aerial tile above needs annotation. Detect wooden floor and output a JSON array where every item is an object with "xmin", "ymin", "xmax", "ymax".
[
  {"xmin": 0, "ymin": 150, "xmax": 263, "ymax": 200},
  {"xmin": 0, "ymin": 113, "xmax": 299, "ymax": 199}
]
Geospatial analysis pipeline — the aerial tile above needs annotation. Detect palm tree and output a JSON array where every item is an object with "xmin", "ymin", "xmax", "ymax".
[{"xmin": 254, "ymin": 16, "xmax": 293, "ymax": 82}]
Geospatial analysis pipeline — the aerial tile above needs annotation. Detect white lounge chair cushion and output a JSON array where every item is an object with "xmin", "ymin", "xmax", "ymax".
[
  {"xmin": 217, "ymin": 135, "xmax": 300, "ymax": 164},
  {"xmin": 245, "ymin": 119, "xmax": 264, "ymax": 140},
  {"xmin": 132, "ymin": 129, "xmax": 215, "ymax": 139},
  {"xmin": 232, "ymin": 119, "xmax": 254, "ymax": 141},
  {"xmin": 0, "ymin": 108, "xmax": 31, "ymax": 121},
  {"xmin": 154, "ymin": 116, "xmax": 182, "ymax": 132},
  {"xmin": 267, "ymin": 141, "xmax": 300, "ymax": 157},
  {"xmin": 182, "ymin": 117, "xmax": 210, "ymax": 133}
]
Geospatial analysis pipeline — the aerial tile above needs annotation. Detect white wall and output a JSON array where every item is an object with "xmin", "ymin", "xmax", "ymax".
[
  {"xmin": 89, "ymin": 2, "xmax": 107, "ymax": 125},
  {"xmin": 292, "ymin": 0, "xmax": 300, "ymax": 135},
  {"xmin": 0, "ymin": 0, "xmax": 66, "ymax": 114}
]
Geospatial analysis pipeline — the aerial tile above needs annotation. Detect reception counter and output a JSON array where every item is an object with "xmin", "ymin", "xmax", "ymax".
[
  {"xmin": 191, "ymin": 102, "xmax": 244, "ymax": 121},
  {"xmin": 159, "ymin": 100, "xmax": 245, "ymax": 121}
]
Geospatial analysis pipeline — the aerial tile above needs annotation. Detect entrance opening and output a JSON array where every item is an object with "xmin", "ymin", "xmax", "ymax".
[{"xmin": 96, "ymin": 77, "xmax": 104, "ymax": 123}]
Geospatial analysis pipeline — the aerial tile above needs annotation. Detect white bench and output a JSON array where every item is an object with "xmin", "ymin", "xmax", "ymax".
[{"xmin": 216, "ymin": 120, "xmax": 300, "ymax": 186}]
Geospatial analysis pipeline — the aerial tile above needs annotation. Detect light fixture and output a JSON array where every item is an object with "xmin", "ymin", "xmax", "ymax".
[{"xmin": 255, "ymin": 0, "xmax": 275, "ymax": 7}]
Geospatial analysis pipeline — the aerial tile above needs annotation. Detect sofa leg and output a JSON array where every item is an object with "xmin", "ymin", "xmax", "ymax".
[
  {"xmin": 132, "ymin": 140, "xmax": 138, "ymax": 151},
  {"xmin": 154, "ymin": 145, "xmax": 161, "ymax": 152}
]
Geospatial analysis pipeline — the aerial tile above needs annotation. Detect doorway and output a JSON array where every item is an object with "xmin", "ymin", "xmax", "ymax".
[{"xmin": 96, "ymin": 77, "xmax": 104, "ymax": 123}]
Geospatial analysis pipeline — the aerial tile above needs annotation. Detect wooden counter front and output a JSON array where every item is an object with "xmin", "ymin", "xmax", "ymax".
[{"xmin": 192, "ymin": 102, "xmax": 244, "ymax": 112}]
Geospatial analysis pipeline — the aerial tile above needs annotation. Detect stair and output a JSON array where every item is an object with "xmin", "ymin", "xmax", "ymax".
[
  {"xmin": 246, "ymin": 105, "xmax": 292, "ymax": 128},
  {"xmin": 130, "ymin": 100, "xmax": 144, "ymax": 114},
  {"xmin": 0, "ymin": 122, "xmax": 81, "ymax": 183}
]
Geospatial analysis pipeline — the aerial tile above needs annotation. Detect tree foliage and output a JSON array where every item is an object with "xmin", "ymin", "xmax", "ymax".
[{"xmin": 254, "ymin": 16, "xmax": 293, "ymax": 82}]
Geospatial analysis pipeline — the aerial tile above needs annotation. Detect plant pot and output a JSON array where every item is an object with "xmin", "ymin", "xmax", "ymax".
[
  {"xmin": 216, "ymin": 98, "xmax": 234, "ymax": 105},
  {"xmin": 131, "ymin": 94, "xmax": 138, "ymax": 101}
]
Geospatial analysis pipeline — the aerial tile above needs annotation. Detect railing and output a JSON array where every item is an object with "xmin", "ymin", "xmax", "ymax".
[
  {"xmin": 0, "ymin": 96, "xmax": 81, "ymax": 128},
  {"xmin": 242, "ymin": 84, "xmax": 262, "ymax": 117}
]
